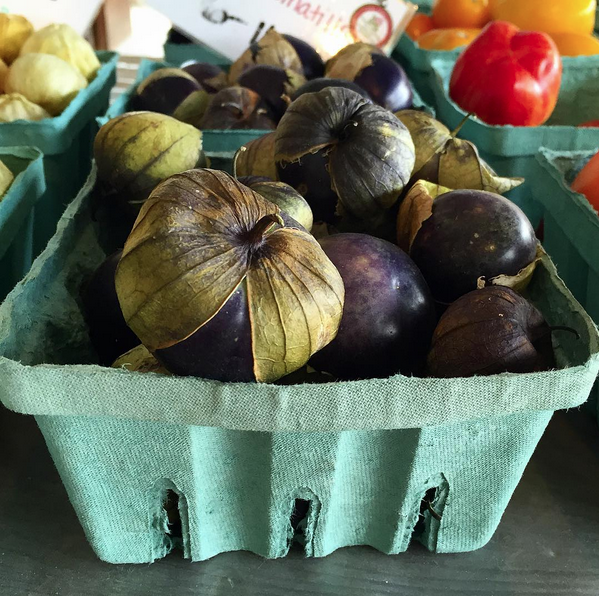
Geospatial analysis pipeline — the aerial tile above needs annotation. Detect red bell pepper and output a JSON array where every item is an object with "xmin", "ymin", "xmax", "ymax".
[{"xmin": 449, "ymin": 21, "xmax": 562, "ymax": 127}]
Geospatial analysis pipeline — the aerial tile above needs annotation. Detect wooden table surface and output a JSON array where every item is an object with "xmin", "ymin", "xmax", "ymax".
[{"xmin": 1, "ymin": 405, "xmax": 599, "ymax": 596}]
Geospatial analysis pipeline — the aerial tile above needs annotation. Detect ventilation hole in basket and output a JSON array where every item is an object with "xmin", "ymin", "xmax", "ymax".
[
  {"xmin": 151, "ymin": 481, "xmax": 191, "ymax": 560},
  {"xmin": 290, "ymin": 499, "xmax": 311, "ymax": 535},
  {"xmin": 411, "ymin": 474, "xmax": 449, "ymax": 551},
  {"xmin": 286, "ymin": 490, "xmax": 321, "ymax": 556},
  {"xmin": 413, "ymin": 487, "xmax": 439, "ymax": 539},
  {"xmin": 163, "ymin": 490, "xmax": 183, "ymax": 544}
]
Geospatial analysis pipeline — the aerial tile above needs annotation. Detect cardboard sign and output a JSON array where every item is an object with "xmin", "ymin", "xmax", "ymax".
[
  {"xmin": 1, "ymin": 0, "xmax": 103, "ymax": 35},
  {"xmin": 148, "ymin": 0, "xmax": 417, "ymax": 60}
]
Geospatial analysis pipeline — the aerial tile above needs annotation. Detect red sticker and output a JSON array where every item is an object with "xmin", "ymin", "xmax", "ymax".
[{"xmin": 350, "ymin": 4, "xmax": 394, "ymax": 48}]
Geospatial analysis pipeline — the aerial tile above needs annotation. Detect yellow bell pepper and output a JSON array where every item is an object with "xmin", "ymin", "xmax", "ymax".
[
  {"xmin": 549, "ymin": 32, "xmax": 599, "ymax": 56},
  {"xmin": 490, "ymin": 0, "xmax": 597, "ymax": 35}
]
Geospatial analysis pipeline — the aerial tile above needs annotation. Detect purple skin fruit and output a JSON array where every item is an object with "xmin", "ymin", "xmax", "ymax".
[
  {"xmin": 135, "ymin": 74, "xmax": 202, "ymax": 115},
  {"xmin": 354, "ymin": 53, "xmax": 413, "ymax": 112},
  {"xmin": 81, "ymin": 251, "xmax": 140, "ymax": 366},
  {"xmin": 155, "ymin": 283, "xmax": 255, "ymax": 382},
  {"xmin": 310, "ymin": 234, "xmax": 436, "ymax": 380},
  {"xmin": 181, "ymin": 61, "xmax": 225, "ymax": 93},
  {"xmin": 237, "ymin": 175, "xmax": 273, "ymax": 186},
  {"xmin": 283, "ymin": 34, "xmax": 325, "ymax": 79},
  {"xmin": 237, "ymin": 64, "xmax": 292, "ymax": 122},
  {"xmin": 276, "ymin": 149, "xmax": 337, "ymax": 223},
  {"xmin": 410, "ymin": 190, "xmax": 538, "ymax": 304},
  {"xmin": 290, "ymin": 77, "xmax": 371, "ymax": 102}
]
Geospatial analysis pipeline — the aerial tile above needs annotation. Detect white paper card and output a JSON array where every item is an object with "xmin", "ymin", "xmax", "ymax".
[
  {"xmin": 148, "ymin": 0, "xmax": 417, "ymax": 60},
  {"xmin": 2, "ymin": 0, "xmax": 103, "ymax": 35}
]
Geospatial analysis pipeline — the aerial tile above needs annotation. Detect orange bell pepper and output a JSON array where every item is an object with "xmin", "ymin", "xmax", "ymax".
[
  {"xmin": 549, "ymin": 32, "xmax": 599, "ymax": 56},
  {"xmin": 432, "ymin": 0, "xmax": 491, "ymax": 29},
  {"xmin": 406, "ymin": 13, "xmax": 434, "ymax": 40},
  {"xmin": 417, "ymin": 28, "xmax": 482, "ymax": 51},
  {"xmin": 490, "ymin": 0, "xmax": 597, "ymax": 35}
]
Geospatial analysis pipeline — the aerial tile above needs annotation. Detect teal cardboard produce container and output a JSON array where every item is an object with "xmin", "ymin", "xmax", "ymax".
[
  {"xmin": 163, "ymin": 40, "xmax": 230, "ymax": 69},
  {"xmin": 534, "ymin": 149, "xmax": 599, "ymax": 322},
  {"xmin": 0, "ymin": 51, "xmax": 118, "ymax": 256},
  {"xmin": 0, "ymin": 164, "xmax": 598, "ymax": 564},
  {"xmin": 393, "ymin": 34, "xmax": 463, "ymax": 106},
  {"xmin": 429, "ymin": 56, "xmax": 599, "ymax": 226},
  {"xmin": 533, "ymin": 148, "xmax": 599, "ymax": 411},
  {"xmin": 0, "ymin": 147, "xmax": 46, "ymax": 301}
]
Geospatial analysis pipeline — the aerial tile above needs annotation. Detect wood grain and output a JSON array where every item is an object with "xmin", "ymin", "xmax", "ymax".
[{"xmin": 1, "ymin": 406, "xmax": 599, "ymax": 596}]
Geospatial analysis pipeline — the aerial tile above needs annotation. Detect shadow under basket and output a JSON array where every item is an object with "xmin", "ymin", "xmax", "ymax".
[{"xmin": 0, "ymin": 167, "xmax": 598, "ymax": 564}]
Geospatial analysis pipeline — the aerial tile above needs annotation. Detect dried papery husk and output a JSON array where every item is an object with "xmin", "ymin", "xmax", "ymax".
[
  {"xmin": 20, "ymin": 23, "xmax": 101, "ymax": 80},
  {"xmin": 173, "ymin": 89, "xmax": 211, "ymax": 127},
  {"xmin": 275, "ymin": 87, "xmax": 415, "ymax": 221},
  {"xmin": 396, "ymin": 180, "xmax": 452, "ymax": 252},
  {"xmin": 427, "ymin": 285, "xmax": 556, "ymax": 378},
  {"xmin": 112, "ymin": 345, "xmax": 171, "ymax": 374},
  {"xmin": 115, "ymin": 169, "xmax": 345, "ymax": 383},
  {"xmin": 0, "ymin": 14, "xmax": 33, "ymax": 64},
  {"xmin": 6, "ymin": 52, "xmax": 87, "ymax": 115},
  {"xmin": 0, "ymin": 92, "xmax": 50, "ymax": 122},
  {"xmin": 0, "ymin": 57, "xmax": 8, "ymax": 93},
  {"xmin": 477, "ymin": 245, "xmax": 543, "ymax": 294},
  {"xmin": 0, "ymin": 159, "xmax": 14, "ymax": 199},
  {"xmin": 93, "ymin": 111, "xmax": 204, "ymax": 205},
  {"xmin": 246, "ymin": 180, "xmax": 313, "ymax": 231},
  {"xmin": 396, "ymin": 110, "xmax": 523, "ymax": 194},
  {"xmin": 229, "ymin": 27, "xmax": 304, "ymax": 83},
  {"xmin": 235, "ymin": 133, "xmax": 278, "ymax": 180},
  {"xmin": 136, "ymin": 68, "xmax": 197, "ymax": 95},
  {"xmin": 200, "ymin": 86, "xmax": 276, "ymax": 130},
  {"xmin": 324, "ymin": 42, "xmax": 383, "ymax": 80}
]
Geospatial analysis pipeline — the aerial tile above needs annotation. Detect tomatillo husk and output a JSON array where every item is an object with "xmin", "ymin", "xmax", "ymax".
[
  {"xmin": 229, "ymin": 27, "xmax": 304, "ymax": 83},
  {"xmin": 275, "ymin": 87, "xmax": 415, "ymax": 223},
  {"xmin": 235, "ymin": 132, "xmax": 278, "ymax": 180},
  {"xmin": 115, "ymin": 169, "xmax": 345, "ymax": 383},
  {"xmin": 93, "ymin": 111, "xmax": 205, "ymax": 206},
  {"xmin": 395, "ymin": 110, "xmax": 523, "ymax": 194}
]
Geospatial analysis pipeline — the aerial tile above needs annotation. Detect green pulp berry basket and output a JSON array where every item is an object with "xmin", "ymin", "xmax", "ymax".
[
  {"xmin": 163, "ymin": 40, "xmax": 230, "ymax": 69},
  {"xmin": 534, "ymin": 147, "xmax": 599, "ymax": 412},
  {"xmin": 0, "ymin": 147, "xmax": 46, "ymax": 301},
  {"xmin": 0, "ymin": 52, "xmax": 118, "ymax": 257},
  {"xmin": 0, "ymin": 164, "xmax": 597, "ymax": 564},
  {"xmin": 429, "ymin": 56, "xmax": 599, "ymax": 227}
]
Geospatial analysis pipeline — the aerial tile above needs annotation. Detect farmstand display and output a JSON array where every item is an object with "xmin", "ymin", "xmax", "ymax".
[{"xmin": 4, "ymin": 4, "xmax": 599, "ymax": 589}]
